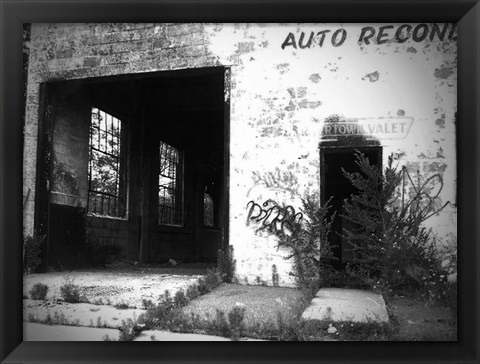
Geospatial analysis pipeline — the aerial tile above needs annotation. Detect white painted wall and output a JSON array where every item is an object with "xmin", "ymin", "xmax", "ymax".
[{"xmin": 205, "ymin": 23, "xmax": 456, "ymax": 286}]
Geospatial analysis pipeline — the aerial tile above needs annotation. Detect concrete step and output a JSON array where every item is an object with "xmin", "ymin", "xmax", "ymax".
[{"xmin": 301, "ymin": 288, "xmax": 389, "ymax": 323}]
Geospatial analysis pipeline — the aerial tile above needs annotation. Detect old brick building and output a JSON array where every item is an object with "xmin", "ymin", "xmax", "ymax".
[{"xmin": 23, "ymin": 23, "xmax": 457, "ymax": 286}]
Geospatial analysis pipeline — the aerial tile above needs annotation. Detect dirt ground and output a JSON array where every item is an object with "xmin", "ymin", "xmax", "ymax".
[
  {"xmin": 388, "ymin": 296, "xmax": 456, "ymax": 341},
  {"xmin": 181, "ymin": 283, "xmax": 305, "ymax": 328}
]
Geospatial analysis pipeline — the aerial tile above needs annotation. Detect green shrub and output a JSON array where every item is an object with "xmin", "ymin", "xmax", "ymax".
[
  {"xmin": 141, "ymin": 299, "xmax": 155, "ymax": 310},
  {"xmin": 168, "ymin": 311, "xmax": 196, "ymax": 333},
  {"xmin": 341, "ymin": 152, "xmax": 450, "ymax": 298},
  {"xmin": 195, "ymin": 270, "xmax": 221, "ymax": 296},
  {"xmin": 29, "ymin": 283, "xmax": 49, "ymax": 300},
  {"xmin": 160, "ymin": 290, "xmax": 174, "ymax": 308},
  {"xmin": 137, "ymin": 290, "xmax": 178, "ymax": 331},
  {"xmin": 114, "ymin": 301, "xmax": 130, "ymax": 310},
  {"xmin": 186, "ymin": 285, "xmax": 199, "ymax": 301},
  {"xmin": 60, "ymin": 279, "xmax": 82, "ymax": 303},
  {"xmin": 197, "ymin": 278, "xmax": 209, "ymax": 295},
  {"xmin": 204, "ymin": 269, "xmax": 222, "ymax": 289},
  {"xmin": 275, "ymin": 195, "xmax": 337, "ymax": 291},
  {"xmin": 174, "ymin": 289, "xmax": 187, "ymax": 307},
  {"xmin": 119, "ymin": 318, "xmax": 143, "ymax": 341},
  {"xmin": 138, "ymin": 302, "xmax": 175, "ymax": 330}
]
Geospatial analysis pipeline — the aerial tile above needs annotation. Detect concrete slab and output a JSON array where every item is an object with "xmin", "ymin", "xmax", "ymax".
[
  {"xmin": 301, "ymin": 288, "xmax": 389, "ymax": 323},
  {"xmin": 24, "ymin": 323, "xmax": 265, "ymax": 341},
  {"xmin": 23, "ymin": 266, "xmax": 214, "ymax": 338},
  {"xmin": 24, "ymin": 322, "xmax": 120, "ymax": 341},
  {"xmin": 24, "ymin": 269, "xmax": 204, "ymax": 308},
  {"xmin": 24, "ymin": 299, "xmax": 146, "ymax": 329}
]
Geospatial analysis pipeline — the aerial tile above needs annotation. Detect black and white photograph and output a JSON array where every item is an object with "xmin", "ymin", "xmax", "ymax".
[{"xmin": 19, "ymin": 22, "xmax": 458, "ymax": 342}]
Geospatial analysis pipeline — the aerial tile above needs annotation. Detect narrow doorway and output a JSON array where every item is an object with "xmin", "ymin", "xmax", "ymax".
[{"xmin": 321, "ymin": 147, "xmax": 382, "ymax": 273}]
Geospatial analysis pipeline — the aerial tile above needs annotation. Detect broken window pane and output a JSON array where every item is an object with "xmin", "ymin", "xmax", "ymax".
[
  {"xmin": 87, "ymin": 107, "xmax": 126, "ymax": 218},
  {"xmin": 158, "ymin": 140, "xmax": 183, "ymax": 226}
]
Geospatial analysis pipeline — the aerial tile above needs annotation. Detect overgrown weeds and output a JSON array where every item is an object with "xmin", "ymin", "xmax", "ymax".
[
  {"xmin": 227, "ymin": 303, "xmax": 246, "ymax": 340},
  {"xmin": 114, "ymin": 301, "xmax": 130, "ymax": 310},
  {"xmin": 275, "ymin": 195, "xmax": 337, "ymax": 293},
  {"xmin": 27, "ymin": 311, "xmax": 80, "ymax": 326},
  {"xmin": 95, "ymin": 316, "xmax": 108, "ymax": 328},
  {"xmin": 197, "ymin": 268, "xmax": 222, "ymax": 295},
  {"xmin": 137, "ymin": 300, "xmax": 394, "ymax": 341},
  {"xmin": 119, "ymin": 316, "xmax": 144, "ymax": 341},
  {"xmin": 341, "ymin": 152, "xmax": 456, "ymax": 310},
  {"xmin": 124, "ymin": 270, "xmax": 224, "ymax": 340}
]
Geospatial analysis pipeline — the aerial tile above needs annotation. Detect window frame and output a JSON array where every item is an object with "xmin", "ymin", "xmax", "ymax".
[
  {"xmin": 87, "ymin": 106, "xmax": 129, "ymax": 220},
  {"xmin": 157, "ymin": 139, "xmax": 184, "ymax": 227}
]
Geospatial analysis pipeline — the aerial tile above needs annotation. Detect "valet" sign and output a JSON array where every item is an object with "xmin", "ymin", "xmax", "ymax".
[{"xmin": 322, "ymin": 117, "xmax": 414, "ymax": 140}]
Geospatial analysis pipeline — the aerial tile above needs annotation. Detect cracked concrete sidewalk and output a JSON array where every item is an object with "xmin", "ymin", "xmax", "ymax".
[
  {"xmin": 23, "ymin": 265, "xmax": 207, "ymax": 308},
  {"xmin": 23, "ymin": 266, "xmax": 389, "ymax": 341}
]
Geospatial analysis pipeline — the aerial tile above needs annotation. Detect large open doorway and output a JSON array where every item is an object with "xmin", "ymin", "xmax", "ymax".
[
  {"xmin": 35, "ymin": 67, "xmax": 230, "ymax": 270},
  {"xmin": 320, "ymin": 147, "xmax": 382, "ymax": 275}
]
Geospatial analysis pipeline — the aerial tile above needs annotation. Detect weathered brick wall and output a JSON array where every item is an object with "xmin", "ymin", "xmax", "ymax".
[{"xmin": 24, "ymin": 23, "xmax": 457, "ymax": 286}]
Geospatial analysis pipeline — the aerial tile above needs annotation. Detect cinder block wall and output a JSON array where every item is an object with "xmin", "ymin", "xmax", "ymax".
[{"xmin": 24, "ymin": 23, "xmax": 457, "ymax": 286}]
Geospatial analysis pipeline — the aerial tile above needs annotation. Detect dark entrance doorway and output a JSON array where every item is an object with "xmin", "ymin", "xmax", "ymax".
[
  {"xmin": 35, "ymin": 67, "xmax": 230, "ymax": 270},
  {"xmin": 320, "ymin": 147, "xmax": 382, "ymax": 273}
]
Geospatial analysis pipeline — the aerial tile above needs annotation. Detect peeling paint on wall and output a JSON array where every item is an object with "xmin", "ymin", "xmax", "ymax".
[
  {"xmin": 434, "ymin": 66, "xmax": 454, "ymax": 79},
  {"xmin": 309, "ymin": 73, "xmax": 321, "ymax": 83},
  {"xmin": 362, "ymin": 71, "xmax": 380, "ymax": 82}
]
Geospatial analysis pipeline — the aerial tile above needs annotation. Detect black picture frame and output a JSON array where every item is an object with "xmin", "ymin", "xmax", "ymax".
[{"xmin": 1, "ymin": 1, "xmax": 478, "ymax": 363}]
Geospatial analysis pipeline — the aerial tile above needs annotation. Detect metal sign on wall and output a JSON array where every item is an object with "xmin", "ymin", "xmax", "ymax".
[{"xmin": 321, "ymin": 117, "xmax": 414, "ymax": 140}]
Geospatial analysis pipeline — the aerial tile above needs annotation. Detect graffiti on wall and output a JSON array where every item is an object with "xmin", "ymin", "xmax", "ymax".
[
  {"xmin": 252, "ymin": 168, "xmax": 298, "ymax": 191},
  {"xmin": 281, "ymin": 23, "xmax": 457, "ymax": 50},
  {"xmin": 246, "ymin": 199, "xmax": 303, "ymax": 236},
  {"xmin": 247, "ymin": 167, "xmax": 303, "ymax": 206}
]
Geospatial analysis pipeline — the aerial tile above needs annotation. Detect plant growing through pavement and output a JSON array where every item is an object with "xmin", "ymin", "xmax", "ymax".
[{"xmin": 341, "ymin": 152, "xmax": 450, "ymax": 298}]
